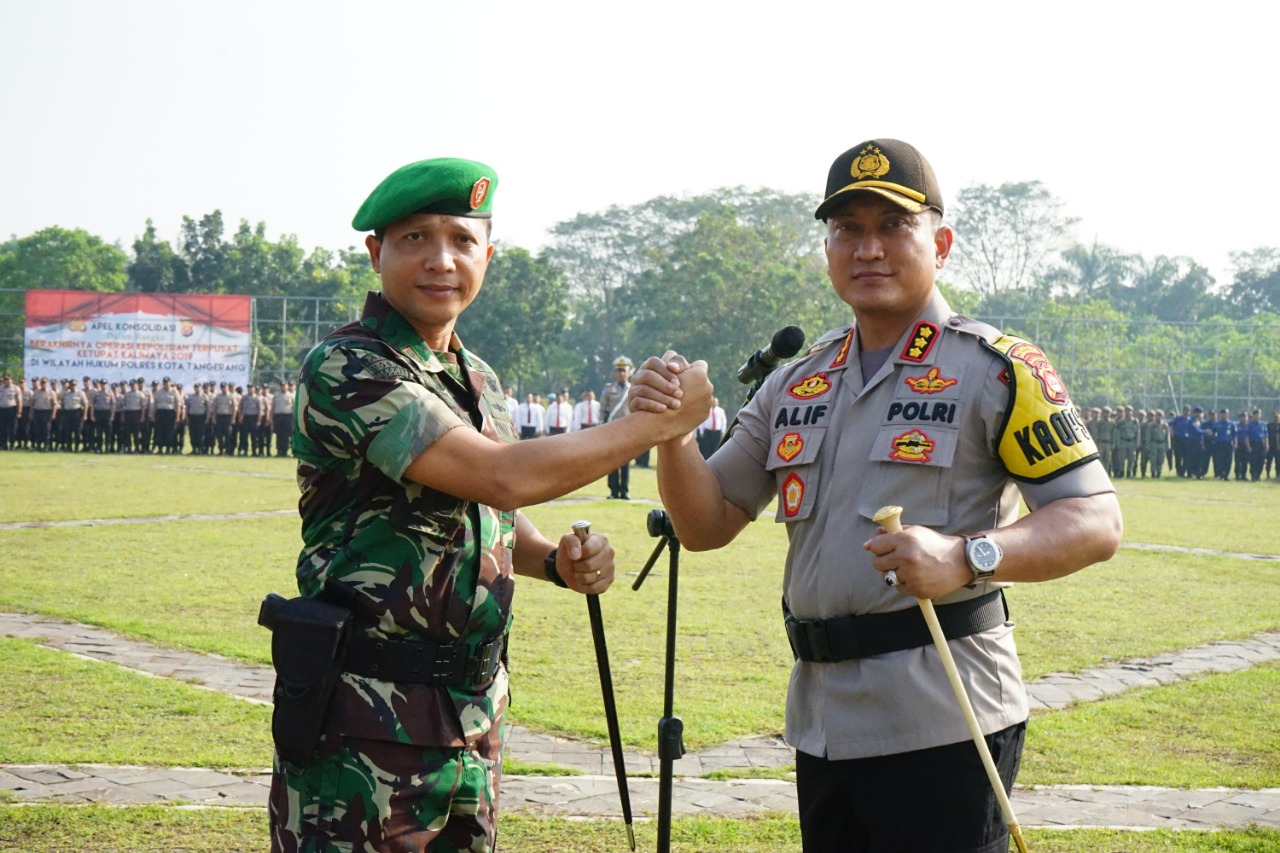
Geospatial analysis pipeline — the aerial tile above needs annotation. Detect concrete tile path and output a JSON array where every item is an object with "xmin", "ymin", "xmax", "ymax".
[{"xmin": 3, "ymin": 612, "xmax": 1279, "ymax": 829}]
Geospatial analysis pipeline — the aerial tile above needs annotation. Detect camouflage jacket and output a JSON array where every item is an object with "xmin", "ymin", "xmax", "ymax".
[{"xmin": 292, "ymin": 291, "xmax": 518, "ymax": 749}]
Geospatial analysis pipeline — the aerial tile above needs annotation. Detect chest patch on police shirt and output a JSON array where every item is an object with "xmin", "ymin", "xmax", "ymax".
[
  {"xmin": 870, "ymin": 360, "xmax": 968, "ymax": 468},
  {"xmin": 991, "ymin": 335, "xmax": 1097, "ymax": 482},
  {"xmin": 903, "ymin": 366, "xmax": 958, "ymax": 394},
  {"xmin": 788, "ymin": 372, "xmax": 833, "ymax": 400}
]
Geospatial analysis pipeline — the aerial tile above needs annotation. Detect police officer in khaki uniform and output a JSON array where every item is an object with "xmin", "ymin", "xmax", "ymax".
[
  {"xmin": 600, "ymin": 355, "xmax": 634, "ymax": 499},
  {"xmin": 270, "ymin": 381, "xmax": 294, "ymax": 457},
  {"xmin": 238, "ymin": 383, "xmax": 262, "ymax": 455},
  {"xmin": 153, "ymin": 377, "xmax": 181, "ymax": 454},
  {"xmin": 213, "ymin": 383, "xmax": 236, "ymax": 454},
  {"xmin": 57, "ymin": 379, "xmax": 89, "ymax": 452},
  {"xmin": 186, "ymin": 383, "xmax": 211, "ymax": 454},
  {"xmin": 632, "ymin": 138, "xmax": 1121, "ymax": 853},
  {"xmin": 0, "ymin": 375, "xmax": 20, "ymax": 450}
]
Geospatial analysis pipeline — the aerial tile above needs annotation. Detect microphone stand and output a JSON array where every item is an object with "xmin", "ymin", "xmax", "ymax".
[
  {"xmin": 718, "ymin": 371, "xmax": 769, "ymax": 451},
  {"xmin": 632, "ymin": 509, "xmax": 683, "ymax": 853}
]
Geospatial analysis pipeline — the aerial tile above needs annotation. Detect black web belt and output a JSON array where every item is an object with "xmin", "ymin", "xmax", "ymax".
[
  {"xmin": 342, "ymin": 632, "xmax": 505, "ymax": 687},
  {"xmin": 784, "ymin": 590, "xmax": 1007, "ymax": 663}
]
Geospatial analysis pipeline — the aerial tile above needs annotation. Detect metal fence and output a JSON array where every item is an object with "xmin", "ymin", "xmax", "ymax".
[{"xmin": 4, "ymin": 289, "xmax": 1280, "ymax": 414}]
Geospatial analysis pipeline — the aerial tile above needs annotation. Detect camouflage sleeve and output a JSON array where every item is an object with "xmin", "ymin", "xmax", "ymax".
[{"xmin": 304, "ymin": 344, "xmax": 467, "ymax": 482}]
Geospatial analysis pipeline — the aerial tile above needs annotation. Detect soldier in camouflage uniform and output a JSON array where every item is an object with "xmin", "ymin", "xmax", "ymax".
[{"xmin": 269, "ymin": 158, "xmax": 711, "ymax": 853}]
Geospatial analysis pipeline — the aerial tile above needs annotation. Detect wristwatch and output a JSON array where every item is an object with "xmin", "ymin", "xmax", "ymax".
[{"xmin": 964, "ymin": 534, "xmax": 1002, "ymax": 586}]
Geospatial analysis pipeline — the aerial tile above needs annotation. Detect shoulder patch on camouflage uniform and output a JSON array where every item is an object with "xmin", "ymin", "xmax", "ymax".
[{"xmin": 359, "ymin": 353, "xmax": 415, "ymax": 381}]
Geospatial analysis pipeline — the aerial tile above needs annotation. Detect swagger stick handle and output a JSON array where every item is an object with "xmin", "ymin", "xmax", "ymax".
[
  {"xmin": 573, "ymin": 521, "xmax": 637, "ymax": 851},
  {"xmin": 871, "ymin": 506, "xmax": 1030, "ymax": 853}
]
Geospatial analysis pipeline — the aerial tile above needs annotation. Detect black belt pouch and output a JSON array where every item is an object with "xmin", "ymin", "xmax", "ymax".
[{"xmin": 258, "ymin": 594, "xmax": 351, "ymax": 766}]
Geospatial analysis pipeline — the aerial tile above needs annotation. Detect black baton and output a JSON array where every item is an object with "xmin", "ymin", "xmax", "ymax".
[{"xmin": 573, "ymin": 520, "xmax": 636, "ymax": 850}]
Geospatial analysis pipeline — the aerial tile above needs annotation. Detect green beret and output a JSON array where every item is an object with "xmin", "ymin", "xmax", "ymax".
[{"xmin": 352, "ymin": 157, "xmax": 497, "ymax": 232}]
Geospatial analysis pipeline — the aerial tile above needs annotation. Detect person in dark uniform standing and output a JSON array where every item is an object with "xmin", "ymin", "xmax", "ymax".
[
  {"xmin": 630, "ymin": 138, "xmax": 1121, "ymax": 853},
  {"xmin": 268, "ymin": 157, "xmax": 711, "ymax": 853},
  {"xmin": 1169, "ymin": 405, "xmax": 1191, "ymax": 477},
  {"xmin": 1207, "ymin": 408, "xmax": 1235, "ymax": 480},
  {"xmin": 1267, "ymin": 412, "xmax": 1280, "ymax": 479},
  {"xmin": 1246, "ymin": 408, "xmax": 1267, "ymax": 481},
  {"xmin": 1233, "ymin": 411, "xmax": 1249, "ymax": 481}
]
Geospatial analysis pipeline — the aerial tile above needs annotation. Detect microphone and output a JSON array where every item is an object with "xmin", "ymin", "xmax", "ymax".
[{"xmin": 736, "ymin": 326, "xmax": 806, "ymax": 385}]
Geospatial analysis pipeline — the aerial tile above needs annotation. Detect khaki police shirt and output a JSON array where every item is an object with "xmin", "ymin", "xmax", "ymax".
[
  {"xmin": 154, "ymin": 388, "xmax": 180, "ymax": 410},
  {"xmin": 709, "ymin": 290, "xmax": 1113, "ymax": 760}
]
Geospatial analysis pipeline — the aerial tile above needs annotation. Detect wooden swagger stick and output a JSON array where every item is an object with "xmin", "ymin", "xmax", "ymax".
[{"xmin": 872, "ymin": 505, "xmax": 1030, "ymax": 853}]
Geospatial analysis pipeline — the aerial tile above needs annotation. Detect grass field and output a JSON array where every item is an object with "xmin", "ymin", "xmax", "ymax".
[{"xmin": 1, "ymin": 450, "xmax": 1278, "ymax": 850}]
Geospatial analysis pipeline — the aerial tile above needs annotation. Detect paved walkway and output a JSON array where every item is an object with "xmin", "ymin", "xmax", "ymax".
[{"xmin": 2, "ymin": 612, "xmax": 1279, "ymax": 829}]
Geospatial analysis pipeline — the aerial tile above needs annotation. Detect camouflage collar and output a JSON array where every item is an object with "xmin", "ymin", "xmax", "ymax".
[{"xmin": 360, "ymin": 292, "xmax": 468, "ymax": 374}]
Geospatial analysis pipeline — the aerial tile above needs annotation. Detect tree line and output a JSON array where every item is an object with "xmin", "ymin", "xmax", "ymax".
[{"xmin": 3, "ymin": 182, "xmax": 1280, "ymax": 410}]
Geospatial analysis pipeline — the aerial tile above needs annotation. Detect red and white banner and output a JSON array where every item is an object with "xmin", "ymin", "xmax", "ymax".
[{"xmin": 24, "ymin": 290, "xmax": 252, "ymax": 386}]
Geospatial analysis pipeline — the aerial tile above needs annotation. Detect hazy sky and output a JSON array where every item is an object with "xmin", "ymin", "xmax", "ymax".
[{"xmin": 1, "ymin": 1, "xmax": 1272, "ymax": 284}]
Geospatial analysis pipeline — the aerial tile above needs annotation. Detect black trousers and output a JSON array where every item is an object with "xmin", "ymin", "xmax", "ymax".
[
  {"xmin": 274, "ymin": 414, "xmax": 292, "ymax": 456},
  {"xmin": 0, "ymin": 407, "xmax": 15, "ymax": 449},
  {"xmin": 797, "ymin": 722, "xmax": 1025, "ymax": 853},
  {"xmin": 607, "ymin": 463, "xmax": 629, "ymax": 498},
  {"xmin": 156, "ymin": 409, "xmax": 177, "ymax": 452}
]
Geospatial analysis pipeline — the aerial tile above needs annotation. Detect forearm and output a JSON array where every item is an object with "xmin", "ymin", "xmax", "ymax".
[
  {"xmin": 986, "ymin": 493, "xmax": 1122, "ymax": 584},
  {"xmin": 512, "ymin": 511, "xmax": 556, "ymax": 580},
  {"xmin": 407, "ymin": 410, "xmax": 693, "ymax": 511},
  {"xmin": 656, "ymin": 433, "xmax": 749, "ymax": 551}
]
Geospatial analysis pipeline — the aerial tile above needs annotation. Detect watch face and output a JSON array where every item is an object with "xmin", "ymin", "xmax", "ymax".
[{"xmin": 970, "ymin": 539, "xmax": 1001, "ymax": 570}]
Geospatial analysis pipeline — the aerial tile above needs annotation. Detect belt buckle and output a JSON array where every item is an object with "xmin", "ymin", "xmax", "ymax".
[
  {"xmin": 431, "ymin": 647, "xmax": 464, "ymax": 683},
  {"xmin": 467, "ymin": 637, "xmax": 503, "ymax": 684},
  {"xmin": 805, "ymin": 619, "xmax": 833, "ymax": 662}
]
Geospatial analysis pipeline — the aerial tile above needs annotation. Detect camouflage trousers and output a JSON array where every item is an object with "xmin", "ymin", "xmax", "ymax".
[{"xmin": 270, "ymin": 733, "xmax": 502, "ymax": 853}]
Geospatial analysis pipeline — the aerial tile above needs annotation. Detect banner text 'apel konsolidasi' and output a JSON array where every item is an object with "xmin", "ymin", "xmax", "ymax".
[{"xmin": 24, "ymin": 290, "xmax": 252, "ymax": 386}]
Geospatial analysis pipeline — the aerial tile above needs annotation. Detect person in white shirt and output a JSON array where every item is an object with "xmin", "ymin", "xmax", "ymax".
[
  {"xmin": 545, "ymin": 392, "xmax": 572, "ymax": 435},
  {"xmin": 515, "ymin": 392, "xmax": 545, "ymax": 440},
  {"xmin": 572, "ymin": 389, "xmax": 601, "ymax": 431},
  {"xmin": 504, "ymin": 387, "xmax": 519, "ymax": 423},
  {"xmin": 696, "ymin": 396, "xmax": 727, "ymax": 459}
]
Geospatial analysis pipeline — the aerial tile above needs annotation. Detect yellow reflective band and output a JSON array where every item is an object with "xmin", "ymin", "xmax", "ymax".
[
  {"xmin": 991, "ymin": 336, "xmax": 1098, "ymax": 483},
  {"xmin": 834, "ymin": 180, "xmax": 928, "ymax": 203}
]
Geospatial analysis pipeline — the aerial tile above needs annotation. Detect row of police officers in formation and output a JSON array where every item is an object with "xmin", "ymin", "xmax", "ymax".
[
  {"xmin": 1085, "ymin": 404, "xmax": 1280, "ymax": 481},
  {"xmin": 0, "ymin": 374, "xmax": 296, "ymax": 458}
]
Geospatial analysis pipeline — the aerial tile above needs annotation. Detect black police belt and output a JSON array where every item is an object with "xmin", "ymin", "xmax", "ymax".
[
  {"xmin": 784, "ymin": 590, "xmax": 1006, "ymax": 663},
  {"xmin": 342, "ymin": 631, "xmax": 505, "ymax": 687}
]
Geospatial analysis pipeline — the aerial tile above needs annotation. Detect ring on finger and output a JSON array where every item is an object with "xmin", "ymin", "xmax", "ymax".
[{"xmin": 884, "ymin": 570, "xmax": 899, "ymax": 588}]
